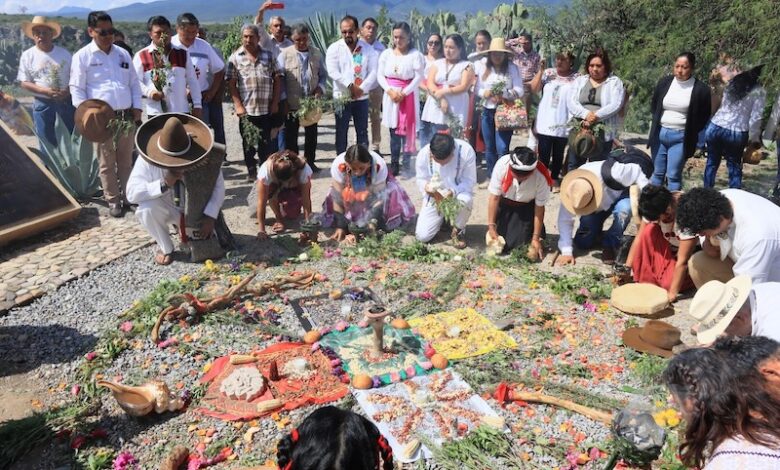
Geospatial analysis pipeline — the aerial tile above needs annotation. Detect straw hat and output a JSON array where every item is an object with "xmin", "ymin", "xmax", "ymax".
[
  {"xmin": 611, "ymin": 283, "xmax": 670, "ymax": 316},
  {"xmin": 559, "ymin": 169, "xmax": 603, "ymax": 215},
  {"xmin": 622, "ymin": 320, "xmax": 682, "ymax": 358},
  {"xmin": 74, "ymin": 99, "xmax": 114, "ymax": 143},
  {"xmin": 688, "ymin": 275, "xmax": 752, "ymax": 344},
  {"xmin": 135, "ymin": 113, "xmax": 214, "ymax": 169},
  {"xmin": 22, "ymin": 16, "xmax": 62, "ymax": 40},
  {"xmin": 475, "ymin": 38, "xmax": 514, "ymax": 57}
]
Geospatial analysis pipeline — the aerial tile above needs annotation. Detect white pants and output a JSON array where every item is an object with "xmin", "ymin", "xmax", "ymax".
[
  {"xmin": 136, "ymin": 197, "xmax": 181, "ymax": 255},
  {"xmin": 415, "ymin": 197, "xmax": 472, "ymax": 243}
]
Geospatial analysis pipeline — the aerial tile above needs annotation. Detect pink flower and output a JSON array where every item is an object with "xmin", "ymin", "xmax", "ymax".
[
  {"xmin": 70, "ymin": 435, "xmax": 87, "ymax": 449},
  {"xmin": 583, "ymin": 302, "xmax": 597, "ymax": 312},
  {"xmin": 579, "ymin": 287, "xmax": 590, "ymax": 296},
  {"xmin": 71, "ymin": 384, "xmax": 81, "ymax": 396},
  {"xmin": 85, "ymin": 351, "xmax": 97, "ymax": 361},
  {"xmin": 113, "ymin": 452, "xmax": 139, "ymax": 470},
  {"xmin": 334, "ymin": 320, "xmax": 349, "ymax": 332},
  {"xmin": 119, "ymin": 321, "xmax": 134, "ymax": 333}
]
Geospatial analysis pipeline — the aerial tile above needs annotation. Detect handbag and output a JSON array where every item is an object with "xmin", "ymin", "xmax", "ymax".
[{"xmin": 494, "ymin": 101, "xmax": 528, "ymax": 132}]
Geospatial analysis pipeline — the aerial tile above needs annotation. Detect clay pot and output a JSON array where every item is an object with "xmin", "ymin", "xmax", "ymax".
[
  {"xmin": 352, "ymin": 374, "xmax": 373, "ymax": 389},
  {"xmin": 430, "ymin": 354, "xmax": 448, "ymax": 369},
  {"xmin": 97, "ymin": 380, "xmax": 185, "ymax": 416}
]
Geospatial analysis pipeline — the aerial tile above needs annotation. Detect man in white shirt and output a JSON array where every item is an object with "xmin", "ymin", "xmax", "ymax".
[
  {"xmin": 172, "ymin": 14, "xmax": 224, "ymax": 129},
  {"xmin": 70, "ymin": 11, "xmax": 143, "ymax": 217},
  {"xmin": 133, "ymin": 16, "xmax": 202, "ymax": 118},
  {"xmin": 127, "ymin": 115, "xmax": 225, "ymax": 266},
  {"xmin": 677, "ymin": 187, "xmax": 780, "ymax": 288},
  {"xmin": 361, "ymin": 17, "xmax": 385, "ymax": 153},
  {"xmin": 487, "ymin": 147, "xmax": 550, "ymax": 258},
  {"xmin": 326, "ymin": 15, "xmax": 378, "ymax": 155},
  {"xmin": 688, "ymin": 276, "xmax": 780, "ymax": 344},
  {"xmin": 556, "ymin": 148, "xmax": 651, "ymax": 265},
  {"xmin": 17, "ymin": 16, "xmax": 75, "ymax": 149},
  {"xmin": 415, "ymin": 134, "xmax": 477, "ymax": 247}
]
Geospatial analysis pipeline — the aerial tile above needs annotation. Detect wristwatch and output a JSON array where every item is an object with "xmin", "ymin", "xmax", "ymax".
[{"xmin": 160, "ymin": 181, "xmax": 170, "ymax": 193}]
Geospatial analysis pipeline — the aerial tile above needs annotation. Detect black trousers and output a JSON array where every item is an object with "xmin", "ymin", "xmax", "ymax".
[
  {"xmin": 497, "ymin": 198, "xmax": 545, "ymax": 253},
  {"xmin": 284, "ymin": 114, "xmax": 318, "ymax": 166},
  {"xmin": 537, "ymin": 134, "xmax": 567, "ymax": 180}
]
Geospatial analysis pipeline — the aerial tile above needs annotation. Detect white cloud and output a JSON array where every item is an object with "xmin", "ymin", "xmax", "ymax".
[{"xmin": 0, "ymin": 0, "xmax": 151, "ymax": 14}]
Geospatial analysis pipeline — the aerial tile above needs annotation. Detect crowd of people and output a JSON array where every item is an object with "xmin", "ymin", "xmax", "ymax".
[{"xmin": 11, "ymin": 6, "xmax": 780, "ymax": 468}]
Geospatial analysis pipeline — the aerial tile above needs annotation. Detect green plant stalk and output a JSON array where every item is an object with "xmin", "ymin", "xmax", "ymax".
[{"xmin": 436, "ymin": 196, "xmax": 465, "ymax": 227}]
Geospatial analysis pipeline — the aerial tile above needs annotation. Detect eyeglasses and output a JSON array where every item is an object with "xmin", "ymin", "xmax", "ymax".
[
  {"xmin": 427, "ymin": 41, "xmax": 441, "ymax": 46},
  {"xmin": 93, "ymin": 28, "xmax": 116, "ymax": 37}
]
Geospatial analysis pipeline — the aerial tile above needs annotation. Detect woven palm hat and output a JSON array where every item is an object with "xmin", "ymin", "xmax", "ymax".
[
  {"xmin": 611, "ymin": 283, "xmax": 670, "ymax": 316},
  {"xmin": 560, "ymin": 168, "xmax": 603, "ymax": 215},
  {"xmin": 622, "ymin": 320, "xmax": 682, "ymax": 358},
  {"xmin": 135, "ymin": 113, "xmax": 213, "ymax": 169},
  {"xmin": 688, "ymin": 275, "xmax": 752, "ymax": 345},
  {"xmin": 474, "ymin": 38, "xmax": 514, "ymax": 57},
  {"xmin": 74, "ymin": 99, "xmax": 114, "ymax": 143},
  {"xmin": 22, "ymin": 16, "xmax": 62, "ymax": 40}
]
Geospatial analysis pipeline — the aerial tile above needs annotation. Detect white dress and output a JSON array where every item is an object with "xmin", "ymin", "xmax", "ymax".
[
  {"xmin": 421, "ymin": 59, "xmax": 472, "ymax": 126},
  {"xmin": 475, "ymin": 62, "xmax": 524, "ymax": 110},
  {"xmin": 377, "ymin": 49, "xmax": 425, "ymax": 129}
]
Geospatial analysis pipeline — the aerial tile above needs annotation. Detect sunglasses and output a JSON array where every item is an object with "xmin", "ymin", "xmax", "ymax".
[
  {"xmin": 93, "ymin": 27, "xmax": 116, "ymax": 37},
  {"xmin": 427, "ymin": 41, "xmax": 441, "ymax": 46}
]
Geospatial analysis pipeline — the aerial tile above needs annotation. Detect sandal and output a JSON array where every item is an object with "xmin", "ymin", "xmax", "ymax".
[
  {"xmin": 451, "ymin": 228, "xmax": 467, "ymax": 250},
  {"xmin": 154, "ymin": 251, "xmax": 173, "ymax": 266}
]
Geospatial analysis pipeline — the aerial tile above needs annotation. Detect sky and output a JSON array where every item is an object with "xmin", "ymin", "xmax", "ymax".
[{"xmin": 0, "ymin": 0, "xmax": 150, "ymax": 14}]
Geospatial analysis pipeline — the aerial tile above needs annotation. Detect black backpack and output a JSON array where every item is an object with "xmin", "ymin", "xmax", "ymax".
[{"xmin": 600, "ymin": 147, "xmax": 654, "ymax": 191}]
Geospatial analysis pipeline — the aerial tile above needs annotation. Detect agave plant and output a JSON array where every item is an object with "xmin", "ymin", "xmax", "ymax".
[
  {"xmin": 307, "ymin": 12, "xmax": 340, "ymax": 61},
  {"xmin": 37, "ymin": 114, "xmax": 101, "ymax": 200}
]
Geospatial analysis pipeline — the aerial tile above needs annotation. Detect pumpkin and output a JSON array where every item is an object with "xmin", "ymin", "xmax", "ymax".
[
  {"xmin": 430, "ymin": 354, "xmax": 448, "ymax": 369},
  {"xmin": 391, "ymin": 318, "xmax": 410, "ymax": 329},
  {"xmin": 352, "ymin": 374, "xmax": 373, "ymax": 389},
  {"xmin": 303, "ymin": 330, "xmax": 322, "ymax": 344}
]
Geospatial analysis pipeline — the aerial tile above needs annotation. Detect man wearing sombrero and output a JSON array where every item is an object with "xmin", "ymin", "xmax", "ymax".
[
  {"xmin": 687, "ymin": 276, "xmax": 780, "ymax": 344},
  {"xmin": 17, "ymin": 16, "xmax": 75, "ymax": 149},
  {"xmin": 71, "ymin": 11, "xmax": 142, "ymax": 217},
  {"xmin": 556, "ymin": 147, "xmax": 650, "ymax": 265},
  {"xmin": 126, "ymin": 114, "xmax": 225, "ymax": 265}
]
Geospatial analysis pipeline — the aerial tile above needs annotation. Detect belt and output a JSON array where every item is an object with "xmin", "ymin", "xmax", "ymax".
[
  {"xmin": 500, "ymin": 197, "xmax": 534, "ymax": 208},
  {"xmin": 114, "ymin": 109, "xmax": 133, "ymax": 120}
]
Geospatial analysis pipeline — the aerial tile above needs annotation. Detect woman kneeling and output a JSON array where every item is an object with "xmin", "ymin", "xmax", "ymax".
[
  {"xmin": 625, "ymin": 184, "xmax": 695, "ymax": 302},
  {"xmin": 323, "ymin": 144, "xmax": 415, "ymax": 241},
  {"xmin": 256, "ymin": 150, "xmax": 313, "ymax": 240}
]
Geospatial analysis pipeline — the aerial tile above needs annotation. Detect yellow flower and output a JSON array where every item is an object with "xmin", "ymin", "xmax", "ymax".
[
  {"xmin": 179, "ymin": 275, "xmax": 192, "ymax": 283},
  {"xmin": 229, "ymin": 275, "xmax": 242, "ymax": 286}
]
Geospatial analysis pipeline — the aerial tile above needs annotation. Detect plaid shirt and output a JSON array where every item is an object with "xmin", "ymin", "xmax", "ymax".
[
  {"xmin": 506, "ymin": 39, "xmax": 541, "ymax": 82},
  {"xmin": 226, "ymin": 45, "xmax": 279, "ymax": 116}
]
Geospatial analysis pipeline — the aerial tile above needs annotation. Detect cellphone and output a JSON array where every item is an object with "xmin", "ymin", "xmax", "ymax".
[{"xmin": 267, "ymin": 2, "xmax": 284, "ymax": 9}]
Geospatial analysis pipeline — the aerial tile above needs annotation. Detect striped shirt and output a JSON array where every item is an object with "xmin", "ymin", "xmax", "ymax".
[
  {"xmin": 226, "ymin": 45, "xmax": 279, "ymax": 116},
  {"xmin": 705, "ymin": 436, "xmax": 780, "ymax": 470}
]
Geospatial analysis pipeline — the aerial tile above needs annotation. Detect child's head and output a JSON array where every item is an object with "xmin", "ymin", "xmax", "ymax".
[{"xmin": 277, "ymin": 406, "xmax": 393, "ymax": 470}]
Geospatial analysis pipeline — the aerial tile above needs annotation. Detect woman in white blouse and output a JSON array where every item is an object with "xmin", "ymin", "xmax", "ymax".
[
  {"xmin": 529, "ymin": 50, "xmax": 579, "ymax": 184},
  {"xmin": 703, "ymin": 65, "xmax": 765, "ymax": 189},
  {"xmin": 378, "ymin": 22, "xmax": 425, "ymax": 178},
  {"xmin": 474, "ymin": 38, "xmax": 523, "ymax": 178},
  {"xmin": 419, "ymin": 34, "xmax": 474, "ymax": 148}
]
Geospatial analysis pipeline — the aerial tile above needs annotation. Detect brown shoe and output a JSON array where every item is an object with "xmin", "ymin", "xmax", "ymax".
[
  {"xmin": 601, "ymin": 246, "xmax": 616, "ymax": 265},
  {"xmin": 154, "ymin": 251, "xmax": 173, "ymax": 266}
]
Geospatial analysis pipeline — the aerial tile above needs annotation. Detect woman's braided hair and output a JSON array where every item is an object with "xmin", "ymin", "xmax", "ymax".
[{"xmin": 276, "ymin": 406, "xmax": 393, "ymax": 470}]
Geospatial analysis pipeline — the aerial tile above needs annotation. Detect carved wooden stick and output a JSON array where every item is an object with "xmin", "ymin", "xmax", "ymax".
[{"xmin": 509, "ymin": 390, "xmax": 613, "ymax": 425}]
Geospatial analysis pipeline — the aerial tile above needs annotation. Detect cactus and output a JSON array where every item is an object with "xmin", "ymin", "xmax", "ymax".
[{"xmin": 36, "ymin": 113, "xmax": 101, "ymax": 200}]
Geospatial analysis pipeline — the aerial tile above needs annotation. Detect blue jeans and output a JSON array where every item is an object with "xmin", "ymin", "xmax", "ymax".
[
  {"xmin": 202, "ymin": 99, "xmax": 226, "ymax": 145},
  {"xmin": 704, "ymin": 122, "xmax": 748, "ymax": 188},
  {"xmin": 390, "ymin": 128, "xmax": 412, "ymax": 169},
  {"xmin": 33, "ymin": 98, "xmax": 75, "ymax": 147},
  {"xmin": 335, "ymin": 99, "xmax": 369, "ymax": 154},
  {"xmin": 481, "ymin": 108, "xmax": 513, "ymax": 177},
  {"xmin": 574, "ymin": 196, "xmax": 632, "ymax": 250},
  {"xmin": 418, "ymin": 121, "xmax": 447, "ymax": 151},
  {"xmin": 651, "ymin": 127, "xmax": 686, "ymax": 190}
]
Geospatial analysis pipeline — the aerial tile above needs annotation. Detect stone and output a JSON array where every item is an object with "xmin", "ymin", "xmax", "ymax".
[
  {"xmin": 14, "ymin": 293, "xmax": 35, "ymax": 305},
  {"xmin": 70, "ymin": 268, "xmax": 90, "ymax": 278},
  {"xmin": 0, "ymin": 301, "xmax": 12, "ymax": 313},
  {"xmin": 219, "ymin": 367, "xmax": 266, "ymax": 401}
]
